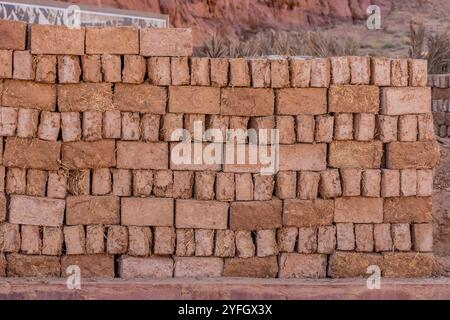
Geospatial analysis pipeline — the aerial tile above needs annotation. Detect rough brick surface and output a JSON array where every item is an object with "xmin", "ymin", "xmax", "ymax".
[
  {"xmin": 329, "ymin": 252, "xmax": 382, "ymax": 278},
  {"xmin": 140, "ymin": 28, "xmax": 193, "ymax": 57},
  {"xmin": 381, "ymin": 87, "xmax": 431, "ymax": 115},
  {"xmin": 117, "ymin": 142, "xmax": 168, "ymax": 170},
  {"xmin": 223, "ymin": 256, "xmax": 278, "ymax": 278},
  {"xmin": 0, "ymin": 20, "xmax": 27, "ymax": 50},
  {"xmin": 119, "ymin": 256, "xmax": 173, "ymax": 278},
  {"xmin": 276, "ymin": 88, "xmax": 326, "ymax": 115},
  {"xmin": 122, "ymin": 198, "xmax": 174, "ymax": 227},
  {"xmin": 279, "ymin": 253, "xmax": 327, "ymax": 278},
  {"xmin": 174, "ymin": 257, "xmax": 223, "ymax": 277},
  {"xmin": 329, "ymin": 141, "xmax": 383, "ymax": 169},
  {"xmin": 63, "ymin": 140, "xmax": 115, "ymax": 169},
  {"xmin": 7, "ymin": 254, "xmax": 61, "ymax": 277},
  {"xmin": 384, "ymin": 197, "xmax": 432, "ymax": 223},
  {"xmin": 230, "ymin": 200, "xmax": 282, "ymax": 230},
  {"xmin": 283, "ymin": 199, "xmax": 334, "ymax": 227},
  {"xmin": 334, "ymin": 197, "xmax": 383, "ymax": 223},
  {"xmin": 86, "ymin": 27, "xmax": 138, "ymax": 54},
  {"xmin": 176, "ymin": 200, "xmax": 228, "ymax": 229},
  {"xmin": 31, "ymin": 25, "xmax": 85, "ymax": 55},
  {"xmin": 62, "ymin": 255, "xmax": 115, "ymax": 277},
  {"xmin": 221, "ymin": 88, "xmax": 274, "ymax": 116},
  {"xmin": 58, "ymin": 83, "xmax": 112, "ymax": 112},
  {"xmin": 329, "ymin": 85, "xmax": 379, "ymax": 113},
  {"xmin": 2, "ymin": 80, "xmax": 56, "ymax": 111},
  {"xmin": 386, "ymin": 141, "xmax": 440, "ymax": 169},
  {"xmin": 66, "ymin": 195, "xmax": 120, "ymax": 225},
  {"xmin": 114, "ymin": 84, "xmax": 166, "ymax": 114}
]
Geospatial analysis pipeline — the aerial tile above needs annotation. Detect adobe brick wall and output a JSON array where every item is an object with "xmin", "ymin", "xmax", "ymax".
[
  {"xmin": 0, "ymin": 19, "xmax": 439, "ymax": 279},
  {"xmin": 429, "ymin": 74, "xmax": 450, "ymax": 138}
]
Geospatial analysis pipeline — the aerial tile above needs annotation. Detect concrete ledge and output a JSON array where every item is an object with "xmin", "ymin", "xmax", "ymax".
[{"xmin": 1, "ymin": 277, "xmax": 450, "ymax": 299}]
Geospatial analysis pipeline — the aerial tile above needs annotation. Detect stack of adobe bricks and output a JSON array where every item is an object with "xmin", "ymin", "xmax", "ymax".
[
  {"xmin": 0, "ymin": 19, "xmax": 440, "ymax": 279},
  {"xmin": 429, "ymin": 74, "xmax": 450, "ymax": 137}
]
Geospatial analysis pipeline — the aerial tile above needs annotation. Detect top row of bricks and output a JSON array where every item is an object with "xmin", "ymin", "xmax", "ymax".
[{"xmin": 0, "ymin": 19, "xmax": 193, "ymax": 57}]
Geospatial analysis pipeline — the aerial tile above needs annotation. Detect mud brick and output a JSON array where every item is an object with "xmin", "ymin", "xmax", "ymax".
[
  {"xmin": 153, "ymin": 226, "xmax": 175, "ymax": 255},
  {"xmin": 106, "ymin": 225, "xmax": 128, "ymax": 254},
  {"xmin": 279, "ymin": 253, "xmax": 327, "ymax": 278},
  {"xmin": 42, "ymin": 227, "xmax": 63, "ymax": 256},
  {"xmin": 0, "ymin": 223, "xmax": 20, "ymax": 252},
  {"xmin": 58, "ymin": 83, "xmax": 112, "ymax": 112},
  {"xmin": 120, "ymin": 112, "xmax": 140, "ymax": 141},
  {"xmin": 153, "ymin": 170, "xmax": 173, "ymax": 197},
  {"xmin": 223, "ymin": 256, "xmax": 278, "ymax": 277},
  {"xmin": 194, "ymin": 171, "xmax": 215, "ymax": 200},
  {"xmin": 2, "ymin": 80, "xmax": 56, "ymax": 111},
  {"xmin": 270, "ymin": 57, "xmax": 290, "ymax": 88},
  {"xmin": 111, "ymin": 169, "xmax": 131, "ymax": 197},
  {"xmin": 383, "ymin": 252, "xmax": 434, "ymax": 277},
  {"xmin": 298, "ymin": 227, "xmax": 317, "ymax": 253},
  {"xmin": 0, "ymin": 107, "xmax": 18, "ymax": 136},
  {"xmin": 82, "ymin": 111, "xmax": 103, "ymax": 141},
  {"xmin": 290, "ymin": 57, "xmax": 311, "ymax": 88},
  {"xmin": 316, "ymin": 225, "xmax": 335, "ymax": 254},
  {"xmin": 275, "ymin": 115, "xmax": 295, "ymax": 144},
  {"xmin": 229, "ymin": 58, "xmax": 250, "ymax": 87},
  {"xmin": 391, "ymin": 58, "xmax": 408, "ymax": 86},
  {"xmin": 329, "ymin": 141, "xmax": 383, "ymax": 169},
  {"xmin": 310, "ymin": 58, "xmax": 330, "ymax": 87},
  {"xmin": 330, "ymin": 56, "xmax": 350, "ymax": 85},
  {"xmin": 280, "ymin": 144, "xmax": 327, "ymax": 171},
  {"xmin": 169, "ymin": 86, "xmax": 219, "ymax": 115},
  {"xmin": 349, "ymin": 56, "xmax": 370, "ymax": 84},
  {"xmin": 361, "ymin": 169, "xmax": 381, "ymax": 197},
  {"xmin": 118, "ymin": 141, "xmax": 169, "ymax": 170},
  {"xmin": 249, "ymin": 58, "xmax": 270, "ymax": 88},
  {"xmin": 412, "ymin": 223, "xmax": 433, "ymax": 252},
  {"xmin": 17, "ymin": 108, "xmax": 39, "ymax": 138},
  {"xmin": 121, "ymin": 197, "xmax": 173, "ymax": 227},
  {"xmin": 47, "ymin": 171, "xmax": 67, "ymax": 199},
  {"xmin": 215, "ymin": 230, "xmax": 236, "ymax": 257},
  {"xmin": 400, "ymin": 169, "xmax": 417, "ymax": 197},
  {"xmin": 114, "ymin": 83, "xmax": 166, "ymax": 114},
  {"xmin": 172, "ymin": 171, "xmax": 194, "ymax": 199},
  {"xmin": 184, "ymin": 114, "xmax": 205, "ymax": 141},
  {"xmin": 297, "ymin": 171, "xmax": 320, "ymax": 200},
  {"xmin": 122, "ymin": 55, "xmax": 146, "ymax": 84},
  {"xmin": 20, "ymin": 225, "xmax": 41, "ymax": 255},
  {"xmin": 214, "ymin": 172, "xmax": 234, "ymax": 201},
  {"xmin": 0, "ymin": 20, "xmax": 26, "ymax": 50},
  {"xmin": 228, "ymin": 117, "xmax": 249, "ymax": 141},
  {"xmin": 341, "ymin": 169, "xmax": 361, "ymax": 197},
  {"xmin": 31, "ymin": 25, "xmax": 84, "ymax": 55},
  {"xmin": 335, "ymin": 197, "xmax": 383, "ymax": 223},
  {"xmin": 253, "ymin": 174, "xmax": 274, "ymax": 201},
  {"xmin": 398, "ymin": 115, "xmax": 418, "ymax": 142},
  {"xmin": 190, "ymin": 57, "xmax": 210, "ymax": 86},
  {"xmin": 61, "ymin": 112, "xmax": 81, "ymax": 142},
  {"xmin": 377, "ymin": 115, "xmax": 398, "ymax": 142},
  {"xmin": 63, "ymin": 140, "xmax": 115, "ymax": 169},
  {"xmin": 416, "ymin": 169, "xmax": 433, "ymax": 197},
  {"xmin": 148, "ymin": 57, "xmax": 171, "ymax": 86},
  {"xmin": 102, "ymin": 110, "xmax": 120, "ymax": 139},
  {"xmin": 176, "ymin": 229, "xmax": 195, "ymax": 256},
  {"xmin": 354, "ymin": 224, "xmax": 374, "ymax": 252},
  {"xmin": 61, "ymin": 255, "xmax": 114, "ymax": 278},
  {"xmin": 6, "ymin": 168, "xmax": 26, "ymax": 194},
  {"xmin": 231, "ymin": 200, "xmax": 282, "ymax": 230},
  {"xmin": 222, "ymin": 88, "xmax": 274, "ymax": 116},
  {"xmin": 210, "ymin": 58, "xmax": 229, "ymax": 87},
  {"xmin": 371, "ymin": 57, "xmax": 391, "ymax": 86},
  {"xmin": 132, "ymin": 170, "xmax": 152, "ymax": 197},
  {"xmin": 140, "ymin": 28, "xmax": 192, "ymax": 56},
  {"xmin": 7, "ymin": 254, "xmax": 61, "ymax": 277},
  {"xmin": 235, "ymin": 173, "xmax": 253, "ymax": 201},
  {"xmin": 67, "ymin": 168, "xmax": 90, "ymax": 196},
  {"xmin": 86, "ymin": 26, "xmax": 138, "ymax": 54},
  {"xmin": 329, "ymin": 85, "xmax": 379, "ymax": 113},
  {"xmin": 176, "ymin": 200, "xmax": 228, "ymax": 230},
  {"xmin": 276, "ymin": 88, "xmax": 326, "ymax": 115},
  {"xmin": 66, "ymin": 195, "xmax": 120, "ymax": 225},
  {"xmin": 101, "ymin": 54, "xmax": 122, "ymax": 82},
  {"xmin": 26, "ymin": 169, "xmax": 47, "ymax": 197},
  {"xmin": 119, "ymin": 256, "xmax": 173, "ymax": 278},
  {"xmin": 295, "ymin": 115, "xmax": 315, "ymax": 143},
  {"xmin": 373, "ymin": 224, "xmax": 393, "ymax": 252},
  {"xmin": 3, "ymin": 138, "xmax": 60, "ymax": 170},
  {"xmin": 381, "ymin": 87, "xmax": 431, "ymax": 115},
  {"xmin": 319, "ymin": 169, "xmax": 342, "ymax": 199},
  {"xmin": 334, "ymin": 113, "xmax": 353, "ymax": 140},
  {"xmin": 256, "ymin": 229, "xmax": 278, "ymax": 257},
  {"xmin": 86, "ymin": 225, "xmax": 105, "ymax": 254},
  {"xmin": 283, "ymin": 199, "xmax": 334, "ymax": 227},
  {"xmin": 329, "ymin": 252, "xmax": 382, "ymax": 278},
  {"xmin": 170, "ymin": 142, "xmax": 223, "ymax": 171},
  {"xmin": 13, "ymin": 50, "xmax": 35, "ymax": 80},
  {"xmin": 35, "ymin": 55, "xmax": 57, "ymax": 83},
  {"xmin": 161, "ymin": 113, "xmax": 183, "ymax": 141},
  {"xmin": 276, "ymin": 227, "xmax": 297, "ymax": 253},
  {"xmin": 205, "ymin": 115, "xmax": 229, "ymax": 142},
  {"xmin": 354, "ymin": 113, "xmax": 375, "ymax": 141},
  {"xmin": 384, "ymin": 196, "xmax": 432, "ymax": 223},
  {"xmin": 81, "ymin": 55, "xmax": 101, "ymax": 83},
  {"xmin": 0, "ymin": 50, "xmax": 12, "ymax": 78},
  {"xmin": 141, "ymin": 114, "xmax": 160, "ymax": 142},
  {"xmin": 275, "ymin": 171, "xmax": 296, "ymax": 199},
  {"xmin": 408, "ymin": 59, "xmax": 427, "ymax": 87},
  {"xmin": 171, "ymin": 57, "xmax": 190, "ymax": 86},
  {"xmin": 234, "ymin": 230, "xmax": 255, "ymax": 258},
  {"xmin": 38, "ymin": 111, "xmax": 60, "ymax": 141},
  {"xmin": 10, "ymin": 195, "xmax": 64, "ymax": 227},
  {"xmin": 64, "ymin": 225, "xmax": 86, "ymax": 255},
  {"xmin": 128, "ymin": 226, "xmax": 152, "ymax": 256},
  {"xmin": 0, "ymin": 192, "xmax": 4, "ymax": 222},
  {"xmin": 417, "ymin": 114, "xmax": 436, "ymax": 141},
  {"xmin": 386, "ymin": 141, "xmax": 440, "ymax": 169},
  {"xmin": 249, "ymin": 116, "xmax": 275, "ymax": 144},
  {"xmin": 315, "ymin": 115, "xmax": 334, "ymax": 143},
  {"xmin": 174, "ymin": 257, "xmax": 223, "ymax": 277},
  {"xmin": 392, "ymin": 223, "xmax": 412, "ymax": 251},
  {"xmin": 57, "ymin": 56, "xmax": 80, "ymax": 83},
  {"xmin": 195, "ymin": 229, "xmax": 215, "ymax": 256}
]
